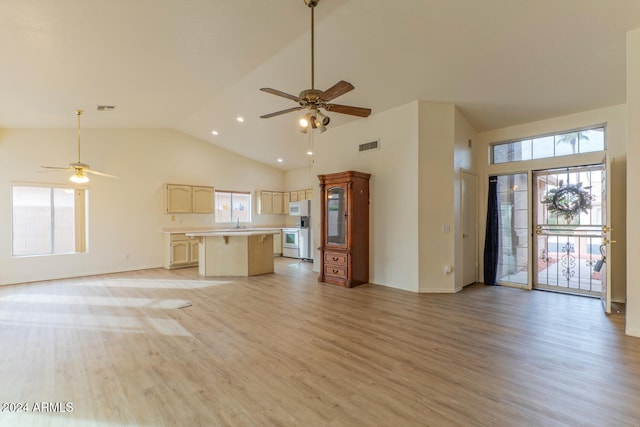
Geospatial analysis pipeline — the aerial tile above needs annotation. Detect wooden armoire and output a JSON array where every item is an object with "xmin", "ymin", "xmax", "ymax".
[{"xmin": 317, "ymin": 171, "xmax": 371, "ymax": 287}]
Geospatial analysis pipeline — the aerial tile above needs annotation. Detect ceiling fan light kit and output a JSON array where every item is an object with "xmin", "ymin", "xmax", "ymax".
[{"xmin": 260, "ymin": 0, "xmax": 371, "ymax": 133}]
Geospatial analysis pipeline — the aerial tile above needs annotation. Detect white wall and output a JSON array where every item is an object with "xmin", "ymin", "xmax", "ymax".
[
  {"xmin": 286, "ymin": 101, "xmax": 421, "ymax": 291},
  {"xmin": 285, "ymin": 101, "xmax": 478, "ymax": 293},
  {"xmin": 476, "ymin": 104, "xmax": 627, "ymax": 303},
  {"xmin": 626, "ymin": 29, "xmax": 640, "ymax": 337},
  {"xmin": 0, "ymin": 128, "xmax": 285, "ymax": 285}
]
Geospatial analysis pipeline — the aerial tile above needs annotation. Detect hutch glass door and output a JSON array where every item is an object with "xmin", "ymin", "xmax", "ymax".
[{"xmin": 327, "ymin": 186, "xmax": 346, "ymax": 246}]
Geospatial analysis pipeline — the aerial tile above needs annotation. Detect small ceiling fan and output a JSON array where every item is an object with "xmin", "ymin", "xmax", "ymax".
[
  {"xmin": 41, "ymin": 110, "xmax": 119, "ymax": 183},
  {"xmin": 259, "ymin": 0, "xmax": 371, "ymax": 132}
]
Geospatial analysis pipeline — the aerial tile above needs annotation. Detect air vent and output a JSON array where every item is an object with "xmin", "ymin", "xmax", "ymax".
[
  {"xmin": 359, "ymin": 139, "xmax": 380, "ymax": 152},
  {"xmin": 97, "ymin": 105, "xmax": 116, "ymax": 111}
]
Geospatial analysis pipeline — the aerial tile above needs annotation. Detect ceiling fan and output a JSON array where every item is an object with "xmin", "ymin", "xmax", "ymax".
[
  {"xmin": 41, "ymin": 110, "xmax": 119, "ymax": 183},
  {"xmin": 259, "ymin": 0, "xmax": 371, "ymax": 132}
]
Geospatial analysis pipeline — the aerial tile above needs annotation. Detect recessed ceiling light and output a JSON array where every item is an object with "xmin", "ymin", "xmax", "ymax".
[
  {"xmin": 211, "ymin": 130, "xmax": 219, "ymax": 136},
  {"xmin": 307, "ymin": 151, "xmax": 313, "ymax": 156},
  {"xmin": 236, "ymin": 116, "xmax": 244, "ymax": 123},
  {"xmin": 277, "ymin": 158, "xmax": 283, "ymax": 163}
]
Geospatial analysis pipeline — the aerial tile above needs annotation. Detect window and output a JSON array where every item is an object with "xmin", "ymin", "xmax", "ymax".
[
  {"xmin": 491, "ymin": 127, "xmax": 605, "ymax": 164},
  {"xmin": 214, "ymin": 190, "xmax": 251, "ymax": 223},
  {"xmin": 12, "ymin": 184, "xmax": 87, "ymax": 256}
]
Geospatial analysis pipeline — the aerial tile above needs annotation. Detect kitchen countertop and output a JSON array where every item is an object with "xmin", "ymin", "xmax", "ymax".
[
  {"xmin": 161, "ymin": 227, "xmax": 283, "ymax": 234},
  {"xmin": 186, "ymin": 229, "xmax": 281, "ymax": 237}
]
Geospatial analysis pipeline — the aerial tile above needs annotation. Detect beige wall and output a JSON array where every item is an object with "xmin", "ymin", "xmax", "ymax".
[
  {"xmin": 0, "ymin": 128, "xmax": 285, "ymax": 285},
  {"xmin": 286, "ymin": 101, "xmax": 421, "ymax": 291},
  {"xmin": 626, "ymin": 29, "xmax": 640, "ymax": 337},
  {"xmin": 476, "ymin": 104, "xmax": 627, "ymax": 303},
  {"xmin": 286, "ymin": 101, "xmax": 477, "ymax": 293}
]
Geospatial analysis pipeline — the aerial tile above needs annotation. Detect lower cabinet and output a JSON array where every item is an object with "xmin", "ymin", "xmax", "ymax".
[
  {"xmin": 164, "ymin": 233, "xmax": 199, "ymax": 269},
  {"xmin": 273, "ymin": 231, "xmax": 282, "ymax": 256}
]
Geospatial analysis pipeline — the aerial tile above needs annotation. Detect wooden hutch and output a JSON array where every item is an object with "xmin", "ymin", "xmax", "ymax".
[{"xmin": 317, "ymin": 170, "xmax": 371, "ymax": 287}]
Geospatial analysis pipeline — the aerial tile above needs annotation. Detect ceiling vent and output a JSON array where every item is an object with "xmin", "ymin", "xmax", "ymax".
[
  {"xmin": 97, "ymin": 105, "xmax": 116, "ymax": 111},
  {"xmin": 359, "ymin": 139, "xmax": 380, "ymax": 152}
]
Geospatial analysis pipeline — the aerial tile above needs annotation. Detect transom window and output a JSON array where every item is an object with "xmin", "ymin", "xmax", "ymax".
[
  {"xmin": 12, "ymin": 184, "xmax": 87, "ymax": 256},
  {"xmin": 491, "ymin": 126, "xmax": 605, "ymax": 165},
  {"xmin": 214, "ymin": 190, "xmax": 251, "ymax": 223}
]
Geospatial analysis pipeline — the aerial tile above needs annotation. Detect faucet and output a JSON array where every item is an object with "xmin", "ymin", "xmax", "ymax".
[{"xmin": 236, "ymin": 218, "xmax": 240, "ymax": 229}]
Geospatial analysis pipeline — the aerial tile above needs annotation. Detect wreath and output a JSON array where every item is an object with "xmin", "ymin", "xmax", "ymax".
[{"xmin": 542, "ymin": 182, "xmax": 593, "ymax": 223}]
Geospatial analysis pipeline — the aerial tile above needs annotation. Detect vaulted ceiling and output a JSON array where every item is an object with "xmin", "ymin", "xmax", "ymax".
[{"xmin": 2, "ymin": 0, "xmax": 639, "ymax": 170}]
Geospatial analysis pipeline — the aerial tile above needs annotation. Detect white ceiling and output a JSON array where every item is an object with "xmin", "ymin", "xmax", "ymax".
[{"xmin": 1, "ymin": 0, "xmax": 639, "ymax": 170}]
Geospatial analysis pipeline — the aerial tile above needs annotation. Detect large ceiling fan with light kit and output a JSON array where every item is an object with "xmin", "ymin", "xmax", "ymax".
[
  {"xmin": 259, "ymin": 0, "xmax": 371, "ymax": 133},
  {"xmin": 40, "ymin": 110, "xmax": 119, "ymax": 183}
]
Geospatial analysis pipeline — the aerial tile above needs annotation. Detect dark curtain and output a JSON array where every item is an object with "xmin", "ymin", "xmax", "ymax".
[{"xmin": 483, "ymin": 176, "xmax": 499, "ymax": 285}]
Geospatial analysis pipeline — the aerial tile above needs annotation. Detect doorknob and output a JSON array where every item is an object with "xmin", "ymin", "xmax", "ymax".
[
  {"xmin": 603, "ymin": 238, "xmax": 617, "ymax": 245},
  {"xmin": 602, "ymin": 225, "xmax": 613, "ymax": 233}
]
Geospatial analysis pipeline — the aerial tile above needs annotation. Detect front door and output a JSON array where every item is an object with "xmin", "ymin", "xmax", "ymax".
[{"xmin": 533, "ymin": 165, "xmax": 607, "ymax": 303}]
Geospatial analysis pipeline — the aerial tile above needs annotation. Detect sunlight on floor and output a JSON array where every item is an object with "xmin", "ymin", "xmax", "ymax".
[
  {"xmin": 81, "ymin": 278, "xmax": 235, "ymax": 289},
  {"xmin": 0, "ymin": 294, "xmax": 193, "ymax": 309}
]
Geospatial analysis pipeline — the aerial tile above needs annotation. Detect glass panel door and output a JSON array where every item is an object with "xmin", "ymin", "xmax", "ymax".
[
  {"xmin": 327, "ymin": 186, "xmax": 346, "ymax": 246},
  {"xmin": 496, "ymin": 174, "xmax": 529, "ymax": 286},
  {"xmin": 533, "ymin": 165, "xmax": 604, "ymax": 296}
]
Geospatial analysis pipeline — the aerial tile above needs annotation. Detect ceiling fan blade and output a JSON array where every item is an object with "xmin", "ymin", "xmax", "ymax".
[
  {"xmin": 85, "ymin": 168, "xmax": 119, "ymax": 179},
  {"xmin": 260, "ymin": 106, "xmax": 304, "ymax": 119},
  {"xmin": 320, "ymin": 81, "xmax": 354, "ymax": 102},
  {"xmin": 40, "ymin": 165, "xmax": 73, "ymax": 171},
  {"xmin": 260, "ymin": 88, "xmax": 303, "ymax": 103},
  {"xmin": 325, "ymin": 104, "xmax": 372, "ymax": 117}
]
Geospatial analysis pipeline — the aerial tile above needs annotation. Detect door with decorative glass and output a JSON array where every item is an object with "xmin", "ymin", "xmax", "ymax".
[{"xmin": 533, "ymin": 165, "xmax": 609, "ymax": 307}]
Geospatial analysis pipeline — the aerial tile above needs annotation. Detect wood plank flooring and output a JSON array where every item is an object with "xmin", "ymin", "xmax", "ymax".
[{"xmin": 1, "ymin": 258, "xmax": 640, "ymax": 426}]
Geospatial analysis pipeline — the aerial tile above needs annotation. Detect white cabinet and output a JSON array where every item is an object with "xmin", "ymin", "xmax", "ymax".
[
  {"xmin": 164, "ymin": 233, "xmax": 199, "ymax": 269},
  {"xmin": 273, "ymin": 231, "xmax": 282, "ymax": 256},
  {"xmin": 164, "ymin": 184, "xmax": 214, "ymax": 214}
]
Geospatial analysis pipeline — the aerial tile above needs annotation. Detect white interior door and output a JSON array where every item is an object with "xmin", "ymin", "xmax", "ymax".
[{"xmin": 462, "ymin": 171, "xmax": 478, "ymax": 286}]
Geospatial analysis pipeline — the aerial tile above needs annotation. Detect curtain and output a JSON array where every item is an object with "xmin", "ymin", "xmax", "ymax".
[{"xmin": 483, "ymin": 176, "xmax": 498, "ymax": 285}]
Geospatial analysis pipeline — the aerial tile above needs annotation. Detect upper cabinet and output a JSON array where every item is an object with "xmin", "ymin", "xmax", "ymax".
[
  {"xmin": 256, "ymin": 188, "xmax": 313, "ymax": 215},
  {"xmin": 164, "ymin": 184, "xmax": 214, "ymax": 214},
  {"xmin": 257, "ymin": 190, "xmax": 273, "ymax": 214},
  {"xmin": 272, "ymin": 191, "xmax": 284, "ymax": 214}
]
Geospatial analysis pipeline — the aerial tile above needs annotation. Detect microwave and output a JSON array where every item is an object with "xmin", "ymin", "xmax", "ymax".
[{"xmin": 289, "ymin": 200, "xmax": 310, "ymax": 216}]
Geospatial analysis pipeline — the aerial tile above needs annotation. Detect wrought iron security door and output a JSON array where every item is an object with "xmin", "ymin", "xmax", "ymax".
[{"xmin": 533, "ymin": 165, "xmax": 605, "ymax": 297}]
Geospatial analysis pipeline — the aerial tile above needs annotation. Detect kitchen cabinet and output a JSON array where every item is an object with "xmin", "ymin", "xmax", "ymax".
[
  {"xmin": 283, "ymin": 192, "xmax": 291, "ymax": 211},
  {"xmin": 192, "ymin": 186, "xmax": 214, "ymax": 213},
  {"xmin": 272, "ymin": 192, "xmax": 284, "ymax": 214},
  {"xmin": 297, "ymin": 190, "xmax": 306, "ymax": 201},
  {"xmin": 318, "ymin": 171, "xmax": 371, "ymax": 287},
  {"xmin": 164, "ymin": 233, "xmax": 199, "ymax": 269},
  {"xmin": 290, "ymin": 191, "xmax": 299, "ymax": 202},
  {"xmin": 257, "ymin": 191, "xmax": 273, "ymax": 214},
  {"xmin": 165, "ymin": 184, "xmax": 192, "ymax": 213},
  {"xmin": 273, "ymin": 230, "xmax": 282, "ymax": 256},
  {"xmin": 305, "ymin": 189, "xmax": 313, "ymax": 200},
  {"xmin": 164, "ymin": 184, "xmax": 214, "ymax": 214}
]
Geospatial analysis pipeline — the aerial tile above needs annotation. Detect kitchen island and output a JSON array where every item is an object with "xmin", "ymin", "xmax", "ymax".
[{"xmin": 186, "ymin": 229, "xmax": 280, "ymax": 277}]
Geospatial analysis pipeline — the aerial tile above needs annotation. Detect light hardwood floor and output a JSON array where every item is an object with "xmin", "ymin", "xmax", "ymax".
[{"xmin": 1, "ymin": 258, "xmax": 640, "ymax": 426}]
